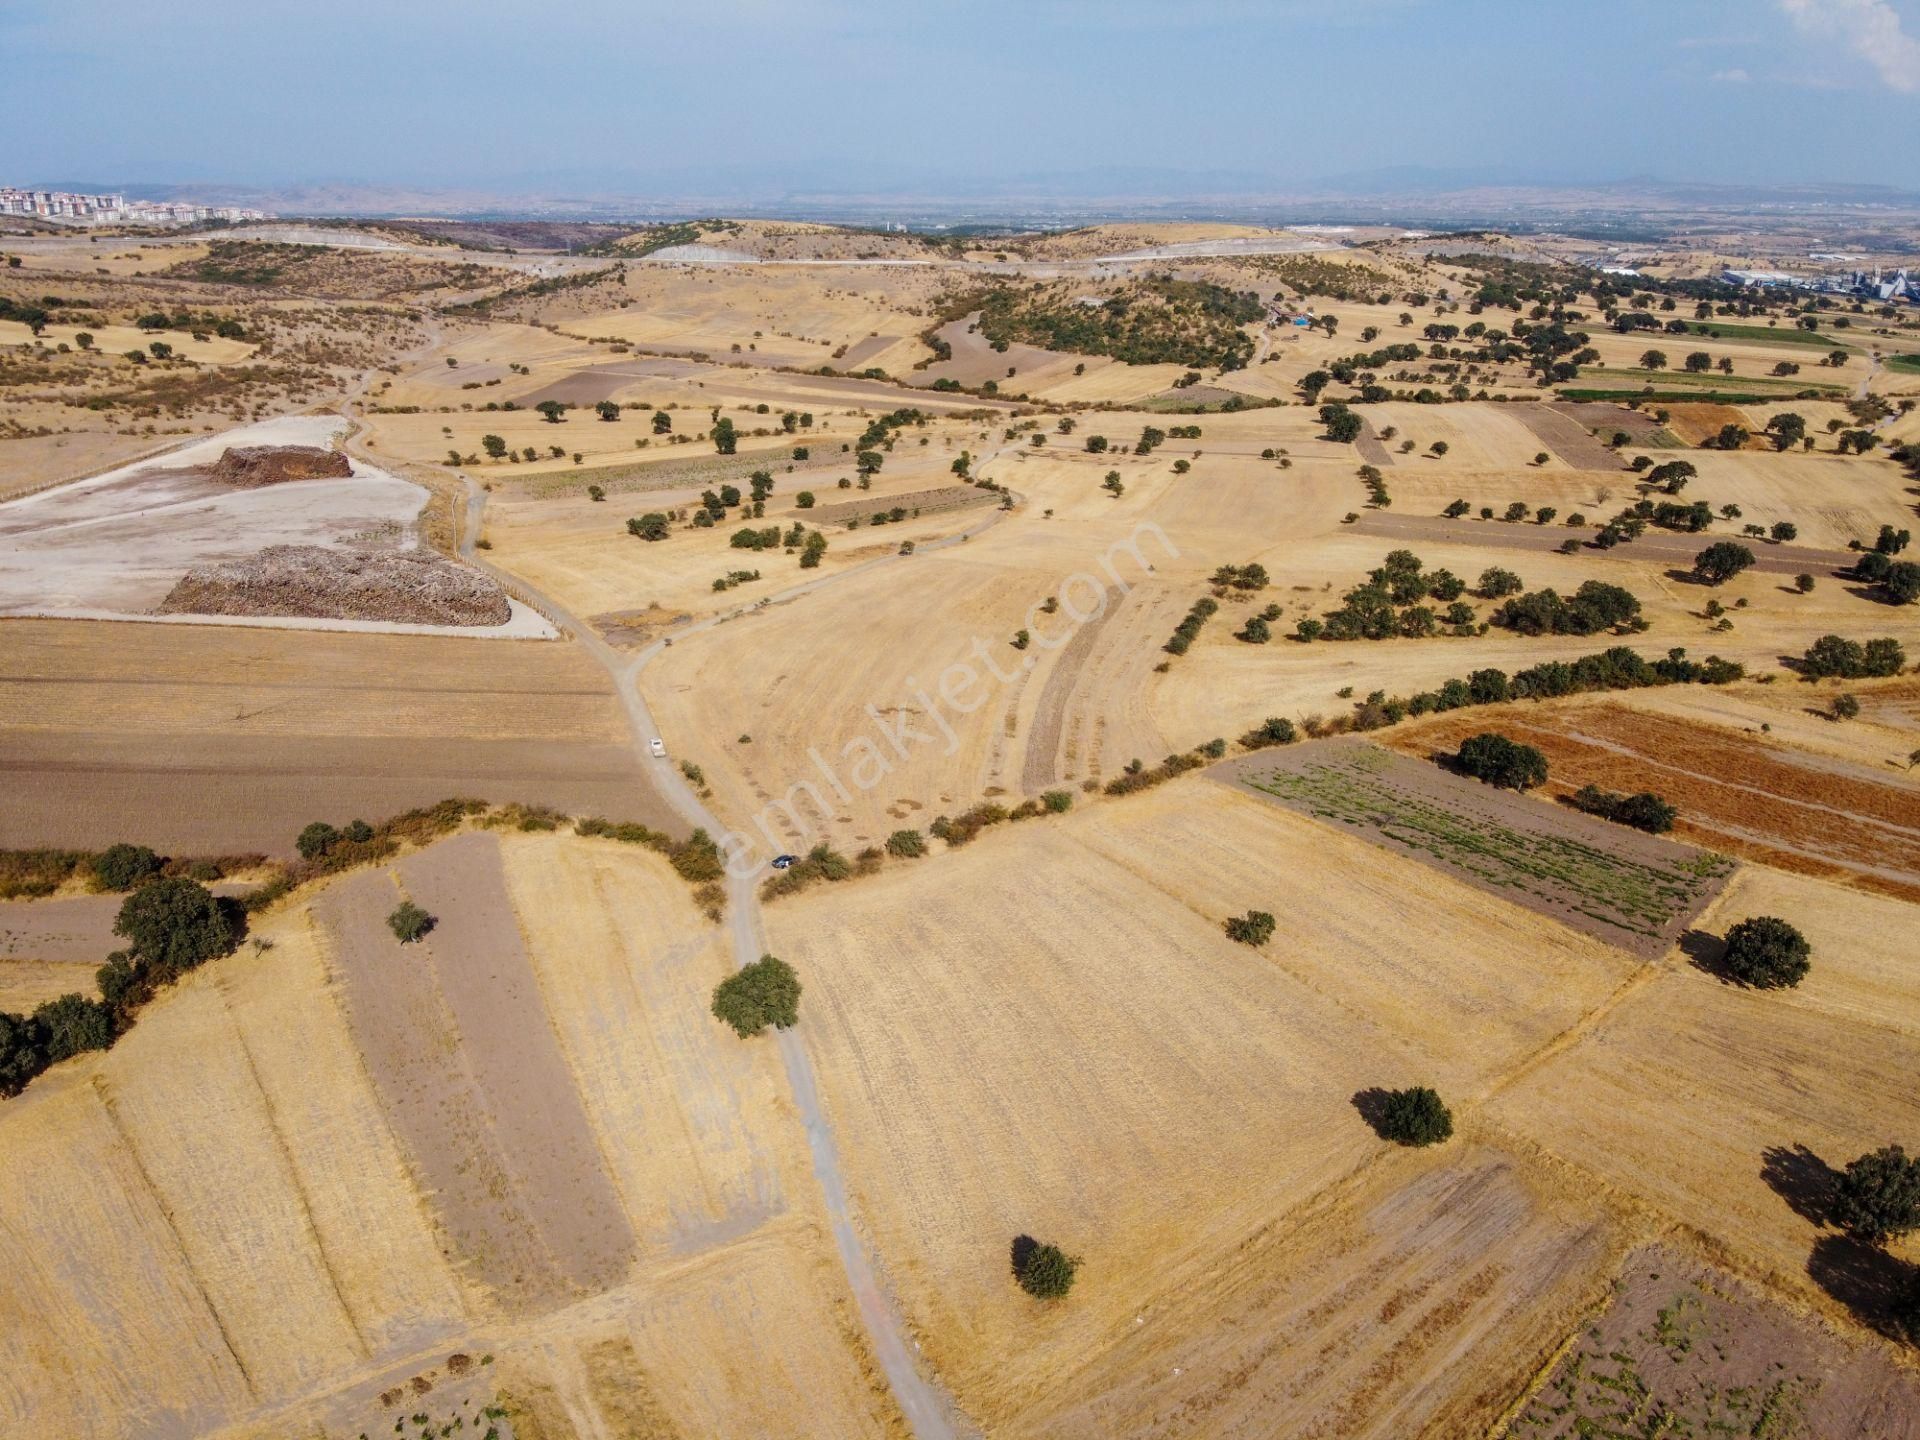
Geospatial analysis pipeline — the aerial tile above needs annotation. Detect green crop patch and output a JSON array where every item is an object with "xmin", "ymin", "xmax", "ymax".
[{"xmin": 1220, "ymin": 740, "xmax": 1732, "ymax": 957}]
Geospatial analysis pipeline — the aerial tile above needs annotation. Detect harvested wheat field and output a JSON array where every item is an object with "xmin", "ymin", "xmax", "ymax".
[
  {"xmin": 1486, "ymin": 911, "xmax": 1920, "ymax": 1331},
  {"xmin": 766, "ymin": 780, "xmax": 1645, "ymax": 1433},
  {"xmin": 0, "ymin": 831, "xmax": 905, "ymax": 1440},
  {"xmin": 0, "ymin": 618, "xmax": 670, "ymax": 853}
]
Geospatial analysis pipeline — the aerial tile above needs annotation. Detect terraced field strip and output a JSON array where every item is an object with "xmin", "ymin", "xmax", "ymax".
[
  {"xmin": 1395, "ymin": 705, "xmax": 1920, "ymax": 903},
  {"xmin": 808, "ymin": 484, "xmax": 1000, "ymax": 527},
  {"xmin": 1215, "ymin": 738, "xmax": 1733, "ymax": 957},
  {"xmin": 1509, "ymin": 403, "xmax": 1623, "ymax": 470},
  {"xmin": 1349, "ymin": 509, "xmax": 1857, "ymax": 576}
]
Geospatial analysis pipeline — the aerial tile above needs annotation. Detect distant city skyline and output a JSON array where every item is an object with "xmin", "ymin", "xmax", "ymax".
[{"xmin": 4, "ymin": 0, "xmax": 1918, "ymax": 197}]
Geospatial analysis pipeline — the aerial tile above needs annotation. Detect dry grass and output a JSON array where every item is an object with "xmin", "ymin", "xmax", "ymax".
[{"xmin": 0, "ymin": 832, "xmax": 904, "ymax": 1439}]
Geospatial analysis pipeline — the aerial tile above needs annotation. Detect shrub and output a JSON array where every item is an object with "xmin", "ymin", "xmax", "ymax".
[
  {"xmin": 1224, "ymin": 910, "xmax": 1275, "ymax": 946},
  {"xmin": 1239, "ymin": 716, "xmax": 1297, "ymax": 749},
  {"xmin": 388, "ymin": 901, "xmax": 434, "ymax": 944},
  {"xmin": 711, "ymin": 954, "xmax": 801, "ymax": 1037},
  {"xmin": 1720, "ymin": 915, "xmax": 1810, "ymax": 989},
  {"xmin": 1829, "ymin": 1145, "xmax": 1920, "ymax": 1244},
  {"xmin": 34, "ymin": 993, "xmax": 114, "ymax": 1063},
  {"xmin": 91, "ymin": 843, "xmax": 161, "ymax": 892},
  {"xmin": 884, "ymin": 829, "xmax": 926, "ymax": 859},
  {"xmin": 295, "ymin": 821, "xmax": 340, "ymax": 860},
  {"xmin": 1476, "ymin": 566, "xmax": 1523, "ymax": 598},
  {"xmin": 627, "ymin": 512, "xmax": 671, "ymax": 541},
  {"xmin": 1800, "ymin": 634, "xmax": 1907, "ymax": 679},
  {"xmin": 1013, "ymin": 1239, "xmax": 1080, "ymax": 1300},
  {"xmin": 112, "ymin": 878, "xmax": 237, "ymax": 979},
  {"xmin": 1041, "ymin": 789, "xmax": 1073, "ymax": 813},
  {"xmin": 1455, "ymin": 733, "xmax": 1548, "ymax": 791},
  {"xmin": 1491, "ymin": 581, "xmax": 1641, "ymax": 637},
  {"xmin": 1570, "ymin": 785, "xmax": 1676, "ymax": 833},
  {"xmin": 1373, "ymin": 1086, "xmax": 1453, "ymax": 1146}
]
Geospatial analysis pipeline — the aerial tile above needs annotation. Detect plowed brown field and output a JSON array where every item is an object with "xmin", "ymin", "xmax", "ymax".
[{"xmin": 1389, "ymin": 701, "xmax": 1920, "ymax": 901}]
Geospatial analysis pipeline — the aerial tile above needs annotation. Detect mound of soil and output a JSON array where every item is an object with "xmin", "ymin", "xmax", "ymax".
[
  {"xmin": 209, "ymin": 445, "xmax": 353, "ymax": 487},
  {"xmin": 159, "ymin": 545, "xmax": 510, "ymax": 626}
]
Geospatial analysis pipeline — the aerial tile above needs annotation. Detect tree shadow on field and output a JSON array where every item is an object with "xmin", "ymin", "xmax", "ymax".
[
  {"xmin": 1010, "ymin": 1234, "xmax": 1038, "ymax": 1280},
  {"xmin": 1678, "ymin": 927, "xmax": 1732, "ymax": 981},
  {"xmin": 1760, "ymin": 1143, "xmax": 1840, "ymax": 1228},
  {"xmin": 1351, "ymin": 1088, "xmax": 1397, "ymax": 1140},
  {"xmin": 1808, "ymin": 1234, "xmax": 1917, "ymax": 1340}
]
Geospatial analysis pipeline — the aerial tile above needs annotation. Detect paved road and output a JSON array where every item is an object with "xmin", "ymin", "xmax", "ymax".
[{"xmin": 449, "ymin": 470, "xmax": 985, "ymax": 1440}]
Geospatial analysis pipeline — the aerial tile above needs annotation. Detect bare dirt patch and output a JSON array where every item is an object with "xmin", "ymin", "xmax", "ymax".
[
  {"xmin": 315, "ymin": 832, "xmax": 636, "ymax": 1312},
  {"xmin": 1511, "ymin": 1244, "xmax": 1920, "ymax": 1439},
  {"xmin": 1355, "ymin": 414, "xmax": 1395, "ymax": 468},
  {"xmin": 1552, "ymin": 401, "xmax": 1676, "ymax": 447},
  {"xmin": 159, "ymin": 544, "xmax": 511, "ymax": 626},
  {"xmin": 208, "ymin": 445, "xmax": 352, "ymax": 487},
  {"xmin": 1510, "ymin": 403, "xmax": 1625, "ymax": 470},
  {"xmin": 1216, "ymin": 738, "xmax": 1733, "ymax": 956}
]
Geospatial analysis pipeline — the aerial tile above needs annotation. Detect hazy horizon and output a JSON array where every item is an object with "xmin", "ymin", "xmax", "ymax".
[{"xmin": 5, "ymin": 0, "xmax": 1920, "ymax": 198}]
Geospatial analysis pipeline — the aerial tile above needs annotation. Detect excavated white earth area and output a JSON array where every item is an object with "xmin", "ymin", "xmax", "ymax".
[{"xmin": 0, "ymin": 415, "xmax": 553, "ymax": 638}]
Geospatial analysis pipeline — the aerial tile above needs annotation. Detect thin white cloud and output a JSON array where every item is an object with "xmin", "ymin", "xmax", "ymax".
[
  {"xmin": 1711, "ymin": 67, "xmax": 1754, "ymax": 82},
  {"xmin": 1779, "ymin": 0, "xmax": 1920, "ymax": 92}
]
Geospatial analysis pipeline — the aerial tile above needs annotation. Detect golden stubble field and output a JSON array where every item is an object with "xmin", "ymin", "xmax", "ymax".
[
  {"xmin": 764, "ymin": 780, "xmax": 1647, "ymax": 1435},
  {"xmin": 633, "ymin": 408, "xmax": 1364, "ymax": 852},
  {"xmin": 764, "ymin": 764, "xmax": 1920, "ymax": 1434},
  {"xmin": 0, "ymin": 832, "xmax": 906, "ymax": 1440}
]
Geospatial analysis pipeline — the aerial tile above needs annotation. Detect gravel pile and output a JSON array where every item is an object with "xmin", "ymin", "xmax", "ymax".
[
  {"xmin": 209, "ymin": 445, "xmax": 353, "ymax": 487},
  {"xmin": 159, "ymin": 545, "xmax": 511, "ymax": 626}
]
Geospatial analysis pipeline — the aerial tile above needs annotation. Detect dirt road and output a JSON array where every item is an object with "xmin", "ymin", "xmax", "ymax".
[
  {"xmin": 1352, "ymin": 510, "xmax": 1859, "ymax": 576},
  {"xmin": 451, "ymin": 467, "xmax": 978, "ymax": 1440}
]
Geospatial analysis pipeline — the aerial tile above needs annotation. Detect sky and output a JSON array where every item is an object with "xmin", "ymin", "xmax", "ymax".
[{"xmin": 3, "ymin": 0, "xmax": 1919, "ymax": 199}]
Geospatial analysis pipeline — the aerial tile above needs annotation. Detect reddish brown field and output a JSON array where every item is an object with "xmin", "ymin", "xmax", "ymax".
[{"xmin": 1389, "ymin": 701, "xmax": 1920, "ymax": 902}]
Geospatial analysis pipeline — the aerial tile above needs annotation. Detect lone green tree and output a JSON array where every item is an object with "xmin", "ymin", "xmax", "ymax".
[
  {"xmin": 1224, "ymin": 910, "xmax": 1275, "ymax": 945},
  {"xmin": 711, "ymin": 954, "xmax": 801, "ymax": 1037},
  {"xmin": 1693, "ymin": 541, "xmax": 1755, "ymax": 586},
  {"xmin": 388, "ymin": 901, "xmax": 434, "ymax": 944},
  {"xmin": 1719, "ymin": 915, "xmax": 1810, "ymax": 988},
  {"xmin": 536, "ymin": 400, "xmax": 568, "ymax": 424},
  {"xmin": 1829, "ymin": 1145, "xmax": 1920, "ymax": 1244},
  {"xmin": 711, "ymin": 417, "xmax": 738, "ymax": 454},
  {"xmin": 1013, "ymin": 1238, "xmax": 1081, "ymax": 1300},
  {"xmin": 594, "ymin": 400, "xmax": 620, "ymax": 422},
  {"xmin": 1372, "ymin": 1087, "xmax": 1453, "ymax": 1146}
]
